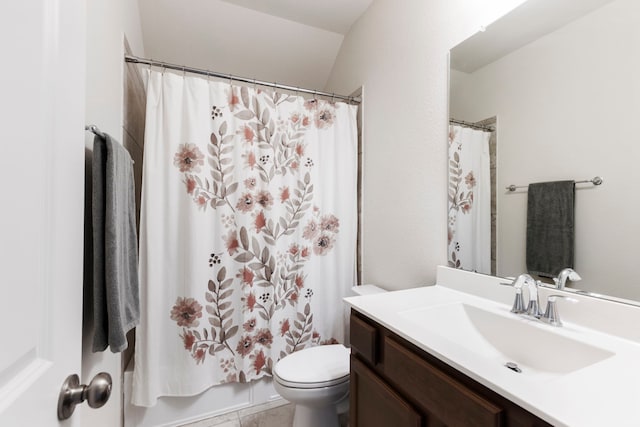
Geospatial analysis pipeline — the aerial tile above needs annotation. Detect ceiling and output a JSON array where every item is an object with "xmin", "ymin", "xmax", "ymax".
[
  {"xmin": 450, "ymin": 0, "xmax": 616, "ymax": 73},
  {"xmin": 220, "ymin": 0, "xmax": 373, "ymax": 35},
  {"xmin": 136, "ymin": 0, "xmax": 373, "ymax": 90}
]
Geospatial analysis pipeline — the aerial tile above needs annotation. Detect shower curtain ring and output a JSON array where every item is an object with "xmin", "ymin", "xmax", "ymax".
[
  {"xmin": 253, "ymin": 78, "xmax": 257, "ymax": 91},
  {"xmin": 228, "ymin": 73, "xmax": 233, "ymax": 87}
]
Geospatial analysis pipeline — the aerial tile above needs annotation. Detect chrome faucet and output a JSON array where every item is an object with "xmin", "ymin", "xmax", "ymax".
[
  {"xmin": 553, "ymin": 268, "xmax": 581, "ymax": 289},
  {"xmin": 504, "ymin": 274, "xmax": 540, "ymax": 317},
  {"xmin": 503, "ymin": 274, "xmax": 578, "ymax": 327}
]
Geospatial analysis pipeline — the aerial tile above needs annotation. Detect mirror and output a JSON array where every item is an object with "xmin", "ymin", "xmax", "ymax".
[{"xmin": 449, "ymin": 0, "xmax": 640, "ymax": 304}]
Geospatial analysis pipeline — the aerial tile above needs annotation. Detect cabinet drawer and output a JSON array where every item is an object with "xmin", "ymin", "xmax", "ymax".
[
  {"xmin": 350, "ymin": 312, "xmax": 378, "ymax": 364},
  {"xmin": 351, "ymin": 354, "xmax": 422, "ymax": 427},
  {"xmin": 384, "ymin": 337, "xmax": 503, "ymax": 427}
]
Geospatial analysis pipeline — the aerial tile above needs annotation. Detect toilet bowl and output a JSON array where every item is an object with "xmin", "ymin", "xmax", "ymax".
[
  {"xmin": 273, "ymin": 344, "xmax": 350, "ymax": 427},
  {"xmin": 273, "ymin": 285, "xmax": 387, "ymax": 427}
]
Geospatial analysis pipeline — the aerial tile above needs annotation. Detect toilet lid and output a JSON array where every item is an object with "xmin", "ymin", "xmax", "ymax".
[{"xmin": 274, "ymin": 344, "xmax": 350, "ymax": 387}]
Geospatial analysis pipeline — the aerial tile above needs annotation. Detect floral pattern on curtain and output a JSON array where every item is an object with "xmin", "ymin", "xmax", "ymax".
[
  {"xmin": 132, "ymin": 71, "xmax": 357, "ymax": 407},
  {"xmin": 448, "ymin": 125, "xmax": 491, "ymax": 274}
]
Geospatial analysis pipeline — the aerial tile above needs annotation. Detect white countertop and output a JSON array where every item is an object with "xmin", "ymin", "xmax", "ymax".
[{"xmin": 345, "ymin": 268, "xmax": 640, "ymax": 427}]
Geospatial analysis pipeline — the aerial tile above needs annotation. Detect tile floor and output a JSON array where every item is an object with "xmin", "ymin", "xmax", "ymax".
[
  {"xmin": 180, "ymin": 399, "xmax": 349, "ymax": 427},
  {"xmin": 179, "ymin": 400, "xmax": 294, "ymax": 427}
]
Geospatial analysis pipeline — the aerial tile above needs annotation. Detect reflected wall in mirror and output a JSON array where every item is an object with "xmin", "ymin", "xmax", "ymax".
[{"xmin": 449, "ymin": 0, "xmax": 640, "ymax": 303}]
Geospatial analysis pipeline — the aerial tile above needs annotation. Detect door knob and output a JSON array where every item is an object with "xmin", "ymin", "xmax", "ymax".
[{"xmin": 57, "ymin": 372, "xmax": 112, "ymax": 420}]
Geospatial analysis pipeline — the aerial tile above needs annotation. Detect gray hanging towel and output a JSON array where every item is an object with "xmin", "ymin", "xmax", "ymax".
[
  {"xmin": 92, "ymin": 133, "xmax": 140, "ymax": 353},
  {"xmin": 526, "ymin": 180, "xmax": 575, "ymax": 278}
]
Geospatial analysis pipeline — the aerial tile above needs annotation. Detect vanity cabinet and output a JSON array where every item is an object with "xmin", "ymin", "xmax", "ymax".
[{"xmin": 349, "ymin": 310, "xmax": 553, "ymax": 427}]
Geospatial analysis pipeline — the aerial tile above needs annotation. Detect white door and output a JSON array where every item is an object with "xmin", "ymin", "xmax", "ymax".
[{"xmin": 0, "ymin": 0, "xmax": 86, "ymax": 425}]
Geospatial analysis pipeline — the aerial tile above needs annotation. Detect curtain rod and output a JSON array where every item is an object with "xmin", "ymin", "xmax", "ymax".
[
  {"xmin": 449, "ymin": 118, "xmax": 495, "ymax": 132},
  {"xmin": 124, "ymin": 55, "xmax": 361, "ymax": 104}
]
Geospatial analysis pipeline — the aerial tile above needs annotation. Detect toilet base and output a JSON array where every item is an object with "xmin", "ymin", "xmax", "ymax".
[{"xmin": 293, "ymin": 404, "xmax": 339, "ymax": 427}]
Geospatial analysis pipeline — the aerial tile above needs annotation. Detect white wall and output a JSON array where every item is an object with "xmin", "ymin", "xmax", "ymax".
[
  {"xmin": 324, "ymin": 0, "xmax": 527, "ymax": 291},
  {"xmin": 450, "ymin": 0, "xmax": 640, "ymax": 301},
  {"xmin": 83, "ymin": 1, "xmax": 145, "ymax": 426},
  {"xmin": 137, "ymin": 0, "xmax": 344, "ymax": 90}
]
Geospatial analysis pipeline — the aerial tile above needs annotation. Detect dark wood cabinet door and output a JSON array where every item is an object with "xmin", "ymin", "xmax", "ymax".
[
  {"xmin": 350, "ymin": 355, "xmax": 422, "ymax": 427},
  {"xmin": 350, "ymin": 313, "xmax": 378, "ymax": 365},
  {"xmin": 384, "ymin": 336, "xmax": 503, "ymax": 427}
]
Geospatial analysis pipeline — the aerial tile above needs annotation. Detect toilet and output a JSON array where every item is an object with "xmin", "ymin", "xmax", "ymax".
[
  {"xmin": 273, "ymin": 285, "xmax": 386, "ymax": 427},
  {"xmin": 273, "ymin": 344, "xmax": 350, "ymax": 427}
]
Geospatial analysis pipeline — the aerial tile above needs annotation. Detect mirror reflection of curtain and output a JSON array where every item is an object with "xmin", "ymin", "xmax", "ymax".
[{"xmin": 448, "ymin": 125, "xmax": 491, "ymax": 274}]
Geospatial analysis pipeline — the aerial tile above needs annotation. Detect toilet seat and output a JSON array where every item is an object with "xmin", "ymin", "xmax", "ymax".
[
  {"xmin": 274, "ymin": 373, "xmax": 349, "ymax": 389},
  {"xmin": 273, "ymin": 344, "xmax": 350, "ymax": 389}
]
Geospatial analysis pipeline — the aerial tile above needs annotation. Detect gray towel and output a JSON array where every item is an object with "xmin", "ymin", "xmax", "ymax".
[
  {"xmin": 92, "ymin": 133, "xmax": 140, "ymax": 353},
  {"xmin": 526, "ymin": 180, "xmax": 575, "ymax": 278}
]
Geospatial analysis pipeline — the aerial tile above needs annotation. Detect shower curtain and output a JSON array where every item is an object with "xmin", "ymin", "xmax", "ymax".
[
  {"xmin": 132, "ymin": 70, "xmax": 358, "ymax": 407},
  {"xmin": 448, "ymin": 125, "xmax": 491, "ymax": 274}
]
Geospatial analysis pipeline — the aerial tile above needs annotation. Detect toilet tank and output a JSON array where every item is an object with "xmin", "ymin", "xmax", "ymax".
[{"xmin": 349, "ymin": 284, "xmax": 387, "ymax": 296}]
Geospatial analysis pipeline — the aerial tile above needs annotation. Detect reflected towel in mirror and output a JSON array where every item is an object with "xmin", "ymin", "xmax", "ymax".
[{"xmin": 526, "ymin": 180, "xmax": 575, "ymax": 278}]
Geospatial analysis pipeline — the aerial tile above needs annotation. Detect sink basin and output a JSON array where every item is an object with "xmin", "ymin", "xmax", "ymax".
[{"xmin": 399, "ymin": 302, "xmax": 614, "ymax": 376}]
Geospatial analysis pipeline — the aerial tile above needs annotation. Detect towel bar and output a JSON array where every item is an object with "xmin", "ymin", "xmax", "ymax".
[
  {"xmin": 85, "ymin": 124, "xmax": 105, "ymax": 139},
  {"xmin": 506, "ymin": 176, "xmax": 603, "ymax": 192}
]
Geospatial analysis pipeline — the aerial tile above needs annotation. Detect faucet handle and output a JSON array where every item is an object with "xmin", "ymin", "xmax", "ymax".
[
  {"xmin": 499, "ymin": 282, "xmax": 526, "ymax": 314},
  {"xmin": 541, "ymin": 294, "xmax": 578, "ymax": 327},
  {"xmin": 511, "ymin": 290, "xmax": 526, "ymax": 314}
]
